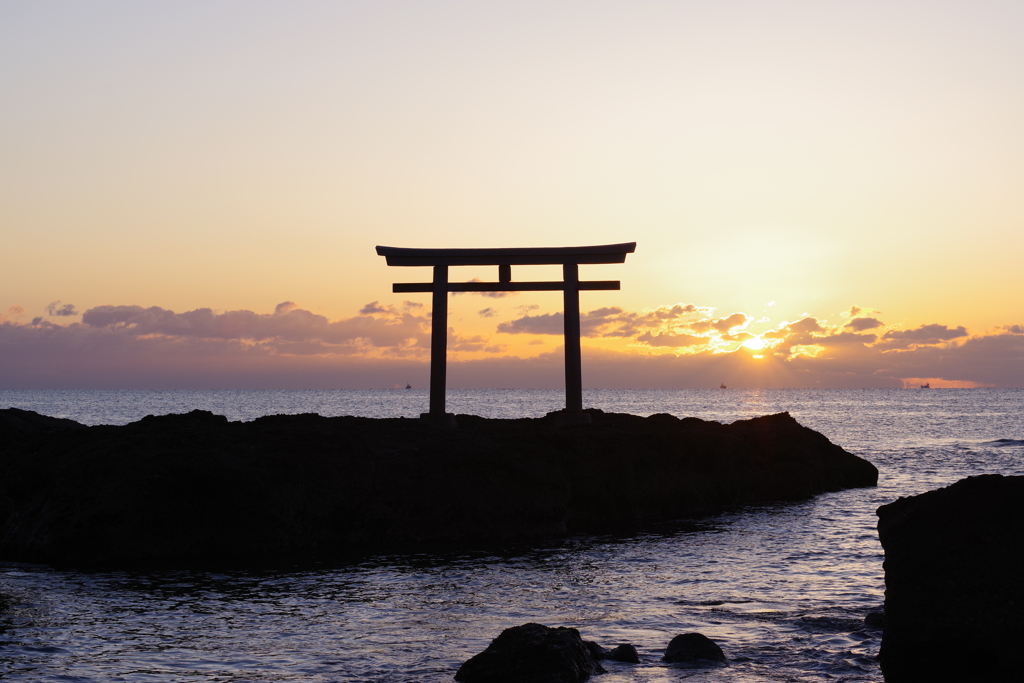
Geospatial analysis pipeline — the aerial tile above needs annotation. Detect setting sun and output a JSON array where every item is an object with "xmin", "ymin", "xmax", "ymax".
[{"xmin": 743, "ymin": 337, "xmax": 767, "ymax": 351}]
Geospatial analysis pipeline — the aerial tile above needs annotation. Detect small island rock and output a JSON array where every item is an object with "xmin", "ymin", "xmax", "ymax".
[
  {"xmin": 663, "ymin": 633, "xmax": 726, "ymax": 663},
  {"xmin": 455, "ymin": 623, "xmax": 605, "ymax": 683}
]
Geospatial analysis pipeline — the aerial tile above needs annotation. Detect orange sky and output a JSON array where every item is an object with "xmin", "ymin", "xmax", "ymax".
[{"xmin": 2, "ymin": 1, "xmax": 1023, "ymax": 388}]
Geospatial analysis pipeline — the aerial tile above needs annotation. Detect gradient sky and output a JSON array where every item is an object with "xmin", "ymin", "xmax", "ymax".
[{"xmin": 3, "ymin": 0, "xmax": 1023, "ymax": 389}]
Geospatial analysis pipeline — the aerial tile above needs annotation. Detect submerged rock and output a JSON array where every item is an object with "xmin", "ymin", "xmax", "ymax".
[
  {"xmin": 0, "ymin": 408, "xmax": 878, "ymax": 565},
  {"xmin": 455, "ymin": 623, "xmax": 605, "ymax": 683},
  {"xmin": 877, "ymin": 474, "xmax": 1024, "ymax": 682},
  {"xmin": 605, "ymin": 643, "xmax": 640, "ymax": 664},
  {"xmin": 863, "ymin": 611, "xmax": 884, "ymax": 629},
  {"xmin": 662, "ymin": 632, "xmax": 726, "ymax": 664},
  {"xmin": 585, "ymin": 641, "xmax": 640, "ymax": 664}
]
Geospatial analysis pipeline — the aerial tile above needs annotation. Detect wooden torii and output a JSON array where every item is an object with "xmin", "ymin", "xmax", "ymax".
[{"xmin": 376, "ymin": 242, "xmax": 636, "ymax": 420}]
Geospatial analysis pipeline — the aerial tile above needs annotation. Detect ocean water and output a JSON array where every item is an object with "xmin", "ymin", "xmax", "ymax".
[{"xmin": 1, "ymin": 388, "xmax": 1023, "ymax": 682}]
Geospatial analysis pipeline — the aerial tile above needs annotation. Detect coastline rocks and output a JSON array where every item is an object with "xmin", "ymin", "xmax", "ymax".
[
  {"xmin": 0, "ymin": 407, "xmax": 84, "ymax": 447},
  {"xmin": 0, "ymin": 407, "xmax": 878, "ymax": 565},
  {"xmin": 455, "ymin": 623, "xmax": 605, "ymax": 683},
  {"xmin": 876, "ymin": 474, "xmax": 1024, "ymax": 682},
  {"xmin": 662, "ymin": 633, "xmax": 726, "ymax": 664}
]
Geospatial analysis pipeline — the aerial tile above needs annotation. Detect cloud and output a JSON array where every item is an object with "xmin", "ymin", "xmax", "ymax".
[
  {"xmin": 79, "ymin": 301, "xmax": 432, "ymax": 350},
  {"xmin": 478, "ymin": 307, "xmax": 498, "ymax": 318},
  {"xmin": 788, "ymin": 317, "xmax": 827, "ymax": 334},
  {"xmin": 46, "ymin": 301, "xmax": 78, "ymax": 317},
  {"xmin": 634, "ymin": 331, "xmax": 706, "ymax": 347},
  {"xmin": 496, "ymin": 311, "xmax": 563, "ymax": 335},
  {"xmin": 495, "ymin": 307, "xmax": 636, "ymax": 338},
  {"xmin": 359, "ymin": 301, "xmax": 388, "ymax": 314},
  {"xmin": 494, "ymin": 303, "xmax": 866, "ymax": 357},
  {"xmin": 764, "ymin": 317, "xmax": 826, "ymax": 346},
  {"xmin": 880, "ymin": 323, "xmax": 968, "ymax": 347},
  {"xmin": 758, "ymin": 316, "xmax": 884, "ymax": 356},
  {"xmin": 846, "ymin": 317, "xmax": 883, "ymax": 331},
  {"xmin": 688, "ymin": 312, "xmax": 748, "ymax": 334},
  {"xmin": 812, "ymin": 331, "xmax": 879, "ymax": 346},
  {"xmin": 450, "ymin": 278, "xmax": 515, "ymax": 298},
  {"xmin": 448, "ymin": 327, "xmax": 506, "ymax": 353},
  {"xmin": 0, "ymin": 305, "xmax": 26, "ymax": 324},
  {"xmin": 498, "ymin": 303, "xmax": 715, "ymax": 340}
]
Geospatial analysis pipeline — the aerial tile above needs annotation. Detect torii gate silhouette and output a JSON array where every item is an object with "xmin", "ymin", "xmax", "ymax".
[{"xmin": 376, "ymin": 242, "xmax": 636, "ymax": 421}]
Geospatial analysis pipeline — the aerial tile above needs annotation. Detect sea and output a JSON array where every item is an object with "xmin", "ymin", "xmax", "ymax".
[{"xmin": 1, "ymin": 388, "xmax": 1023, "ymax": 683}]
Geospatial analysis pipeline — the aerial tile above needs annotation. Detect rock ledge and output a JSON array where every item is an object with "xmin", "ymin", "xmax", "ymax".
[{"xmin": 0, "ymin": 408, "xmax": 878, "ymax": 565}]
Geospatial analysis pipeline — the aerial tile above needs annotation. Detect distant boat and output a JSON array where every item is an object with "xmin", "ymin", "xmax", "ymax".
[
  {"xmin": 920, "ymin": 383, "xmax": 931, "ymax": 389},
  {"xmin": 720, "ymin": 383, "xmax": 727, "ymax": 389},
  {"xmin": 405, "ymin": 383, "xmax": 412, "ymax": 390}
]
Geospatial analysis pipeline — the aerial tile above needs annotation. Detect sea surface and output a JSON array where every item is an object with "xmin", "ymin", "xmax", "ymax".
[{"xmin": 2, "ymin": 388, "xmax": 1023, "ymax": 682}]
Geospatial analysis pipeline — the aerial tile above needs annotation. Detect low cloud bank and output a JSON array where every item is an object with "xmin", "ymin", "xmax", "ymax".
[{"xmin": 1, "ymin": 300, "xmax": 1023, "ymax": 388}]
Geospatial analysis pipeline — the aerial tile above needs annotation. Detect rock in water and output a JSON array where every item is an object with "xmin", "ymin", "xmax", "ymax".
[
  {"xmin": 876, "ymin": 474, "xmax": 1024, "ymax": 682},
  {"xmin": 606, "ymin": 644, "xmax": 640, "ymax": 664},
  {"xmin": 585, "ymin": 641, "xmax": 640, "ymax": 664},
  {"xmin": 455, "ymin": 623, "xmax": 606, "ymax": 683},
  {"xmin": 662, "ymin": 633, "xmax": 726, "ymax": 663}
]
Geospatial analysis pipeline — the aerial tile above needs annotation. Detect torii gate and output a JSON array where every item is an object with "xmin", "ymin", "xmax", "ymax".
[{"xmin": 376, "ymin": 242, "xmax": 636, "ymax": 420}]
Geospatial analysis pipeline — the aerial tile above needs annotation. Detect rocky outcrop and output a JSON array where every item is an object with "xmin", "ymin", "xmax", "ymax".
[
  {"xmin": 0, "ymin": 407, "xmax": 877, "ymax": 565},
  {"xmin": 876, "ymin": 474, "xmax": 1024, "ymax": 682},
  {"xmin": 455, "ymin": 623, "xmax": 605, "ymax": 683},
  {"xmin": 662, "ymin": 632, "xmax": 726, "ymax": 663}
]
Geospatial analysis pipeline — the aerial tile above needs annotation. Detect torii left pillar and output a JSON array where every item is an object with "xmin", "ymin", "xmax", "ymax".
[{"xmin": 429, "ymin": 264, "xmax": 449, "ymax": 422}]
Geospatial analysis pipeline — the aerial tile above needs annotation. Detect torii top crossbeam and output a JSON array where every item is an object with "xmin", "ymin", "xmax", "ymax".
[
  {"xmin": 376, "ymin": 242, "xmax": 636, "ymax": 421},
  {"xmin": 376, "ymin": 243, "xmax": 636, "ymax": 266}
]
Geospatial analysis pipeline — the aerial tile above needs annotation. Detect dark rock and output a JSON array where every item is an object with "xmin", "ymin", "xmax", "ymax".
[
  {"xmin": 455, "ymin": 623, "xmax": 605, "ymax": 683},
  {"xmin": 0, "ymin": 408, "xmax": 877, "ymax": 565},
  {"xmin": 584, "ymin": 641, "xmax": 640, "ymax": 663},
  {"xmin": 0, "ymin": 407, "xmax": 85, "ymax": 445},
  {"xmin": 607, "ymin": 644, "xmax": 640, "ymax": 663},
  {"xmin": 137, "ymin": 409, "xmax": 229, "ymax": 426},
  {"xmin": 877, "ymin": 474, "xmax": 1024, "ymax": 682},
  {"xmin": 864, "ymin": 611, "xmax": 884, "ymax": 629},
  {"xmin": 663, "ymin": 632, "xmax": 726, "ymax": 663}
]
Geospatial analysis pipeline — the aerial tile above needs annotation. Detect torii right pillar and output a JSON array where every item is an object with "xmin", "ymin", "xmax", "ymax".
[{"xmin": 562, "ymin": 262, "xmax": 583, "ymax": 413}]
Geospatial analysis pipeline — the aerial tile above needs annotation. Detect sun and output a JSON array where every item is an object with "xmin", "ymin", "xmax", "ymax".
[{"xmin": 742, "ymin": 337, "xmax": 767, "ymax": 351}]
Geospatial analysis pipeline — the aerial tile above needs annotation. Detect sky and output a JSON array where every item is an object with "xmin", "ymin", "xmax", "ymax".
[{"xmin": 2, "ymin": 0, "xmax": 1023, "ymax": 389}]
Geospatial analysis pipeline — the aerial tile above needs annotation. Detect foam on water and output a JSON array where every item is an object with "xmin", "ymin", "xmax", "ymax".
[{"xmin": 2, "ymin": 388, "xmax": 1023, "ymax": 681}]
